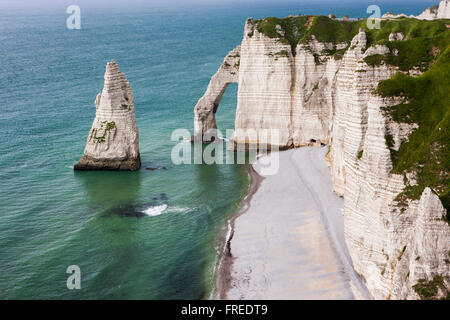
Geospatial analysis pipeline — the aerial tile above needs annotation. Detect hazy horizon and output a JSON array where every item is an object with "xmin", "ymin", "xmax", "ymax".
[{"xmin": 0, "ymin": 0, "xmax": 441, "ymax": 12}]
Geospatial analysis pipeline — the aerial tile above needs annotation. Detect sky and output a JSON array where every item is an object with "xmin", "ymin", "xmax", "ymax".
[
  {"xmin": 0, "ymin": 0, "xmax": 441, "ymax": 17},
  {"xmin": 0, "ymin": 0, "xmax": 441, "ymax": 10}
]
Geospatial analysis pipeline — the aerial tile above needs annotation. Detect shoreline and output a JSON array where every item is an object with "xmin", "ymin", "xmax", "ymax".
[
  {"xmin": 215, "ymin": 163, "xmax": 264, "ymax": 300},
  {"xmin": 215, "ymin": 147, "xmax": 370, "ymax": 300}
]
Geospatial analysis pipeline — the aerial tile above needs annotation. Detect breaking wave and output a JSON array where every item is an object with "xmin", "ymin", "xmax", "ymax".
[{"xmin": 143, "ymin": 204, "xmax": 168, "ymax": 216}]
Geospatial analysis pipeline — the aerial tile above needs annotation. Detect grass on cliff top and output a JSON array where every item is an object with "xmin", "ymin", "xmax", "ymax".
[
  {"xmin": 254, "ymin": 16, "xmax": 359, "ymax": 54},
  {"xmin": 253, "ymin": 16, "xmax": 450, "ymax": 71},
  {"xmin": 253, "ymin": 16, "xmax": 309, "ymax": 55},
  {"xmin": 364, "ymin": 18, "xmax": 450, "ymax": 71},
  {"xmin": 376, "ymin": 46, "xmax": 450, "ymax": 214}
]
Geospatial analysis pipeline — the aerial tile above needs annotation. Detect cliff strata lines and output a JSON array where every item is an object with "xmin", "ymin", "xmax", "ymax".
[
  {"xmin": 235, "ymin": 19, "xmax": 343, "ymax": 148},
  {"xmin": 195, "ymin": 15, "xmax": 450, "ymax": 299}
]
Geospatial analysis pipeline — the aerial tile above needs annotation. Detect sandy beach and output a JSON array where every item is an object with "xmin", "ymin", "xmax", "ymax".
[{"xmin": 216, "ymin": 147, "xmax": 370, "ymax": 300}]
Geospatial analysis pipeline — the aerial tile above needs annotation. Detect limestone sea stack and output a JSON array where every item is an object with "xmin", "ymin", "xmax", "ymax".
[{"xmin": 74, "ymin": 61, "xmax": 141, "ymax": 171}]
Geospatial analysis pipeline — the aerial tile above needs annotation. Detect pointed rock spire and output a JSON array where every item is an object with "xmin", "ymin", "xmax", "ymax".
[{"xmin": 74, "ymin": 61, "xmax": 141, "ymax": 170}]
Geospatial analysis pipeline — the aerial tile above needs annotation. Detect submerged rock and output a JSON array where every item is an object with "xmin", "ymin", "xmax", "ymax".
[
  {"xmin": 110, "ymin": 203, "xmax": 147, "ymax": 218},
  {"xmin": 145, "ymin": 166, "xmax": 168, "ymax": 171},
  {"xmin": 74, "ymin": 61, "xmax": 141, "ymax": 171},
  {"xmin": 106, "ymin": 197, "xmax": 169, "ymax": 218},
  {"xmin": 160, "ymin": 193, "xmax": 168, "ymax": 201}
]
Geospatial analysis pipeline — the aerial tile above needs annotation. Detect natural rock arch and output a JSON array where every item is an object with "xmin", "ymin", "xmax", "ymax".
[{"xmin": 193, "ymin": 46, "xmax": 240, "ymax": 142}]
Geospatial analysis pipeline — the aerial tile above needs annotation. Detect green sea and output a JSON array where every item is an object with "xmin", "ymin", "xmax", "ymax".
[{"xmin": 0, "ymin": 1, "xmax": 431, "ymax": 299}]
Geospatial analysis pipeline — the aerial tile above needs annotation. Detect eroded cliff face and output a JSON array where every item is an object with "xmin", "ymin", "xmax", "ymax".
[
  {"xmin": 195, "ymin": 18, "xmax": 449, "ymax": 299},
  {"xmin": 328, "ymin": 32, "xmax": 449, "ymax": 299},
  {"xmin": 75, "ymin": 61, "xmax": 140, "ymax": 170},
  {"xmin": 233, "ymin": 20, "xmax": 343, "ymax": 148}
]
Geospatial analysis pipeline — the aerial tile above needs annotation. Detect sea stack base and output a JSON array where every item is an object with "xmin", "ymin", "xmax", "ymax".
[{"xmin": 74, "ymin": 155, "xmax": 141, "ymax": 171}]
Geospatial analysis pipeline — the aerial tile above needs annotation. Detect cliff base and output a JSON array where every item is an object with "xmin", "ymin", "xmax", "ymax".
[{"xmin": 74, "ymin": 155, "xmax": 141, "ymax": 171}]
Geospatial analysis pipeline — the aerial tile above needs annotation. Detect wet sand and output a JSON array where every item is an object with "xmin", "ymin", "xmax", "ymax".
[{"xmin": 216, "ymin": 147, "xmax": 369, "ymax": 300}]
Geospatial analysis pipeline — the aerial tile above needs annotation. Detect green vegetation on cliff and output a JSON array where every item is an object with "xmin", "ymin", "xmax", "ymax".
[
  {"xmin": 376, "ymin": 46, "xmax": 449, "ymax": 214},
  {"xmin": 413, "ymin": 275, "xmax": 449, "ymax": 300},
  {"xmin": 253, "ymin": 15, "xmax": 450, "ymax": 71},
  {"xmin": 253, "ymin": 15, "xmax": 359, "ymax": 54},
  {"xmin": 91, "ymin": 121, "xmax": 116, "ymax": 143},
  {"xmin": 254, "ymin": 15, "xmax": 449, "ymax": 213},
  {"xmin": 253, "ymin": 16, "xmax": 309, "ymax": 55},
  {"xmin": 365, "ymin": 18, "xmax": 450, "ymax": 71}
]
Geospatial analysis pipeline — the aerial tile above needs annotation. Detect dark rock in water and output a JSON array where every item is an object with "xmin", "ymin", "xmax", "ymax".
[
  {"xmin": 145, "ymin": 166, "xmax": 169, "ymax": 171},
  {"xmin": 111, "ymin": 204, "xmax": 146, "ymax": 218},
  {"xmin": 105, "ymin": 199, "xmax": 168, "ymax": 219},
  {"xmin": 150, "ymin": 193, "xmax": 168, "ymax": 202}
]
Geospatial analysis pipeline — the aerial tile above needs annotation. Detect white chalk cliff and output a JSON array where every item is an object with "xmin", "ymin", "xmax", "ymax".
[
  {"xmin": 417, "ymin": 0, "xmax": 450, "ymax": 20},
  {"xmin": 383, "ymin": 0, "xmax": 450, "ymax": 20},
  {"xmin": 75, "ymin": 61, "xmax": 140, "ymax": 170},
  {"xmin": 194, "ymin": 18, "xmax": 449, "ymax": 299},
  {"xmin": 193, "ymin": 46, "xmax": 240, "ymax": 142}
]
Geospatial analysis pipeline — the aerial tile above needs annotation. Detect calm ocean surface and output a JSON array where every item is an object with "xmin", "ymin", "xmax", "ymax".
[{"xmin": 0, "ymin": 1, "xmax": 431, "ymax": 299}]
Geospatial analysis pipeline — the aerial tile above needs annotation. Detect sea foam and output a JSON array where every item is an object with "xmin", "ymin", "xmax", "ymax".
[{"xmin": 143, "ymin": 204, "xmax": 168, "ymax": 216}]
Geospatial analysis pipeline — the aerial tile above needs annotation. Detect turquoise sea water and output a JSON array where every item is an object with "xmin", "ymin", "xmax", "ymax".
[{"xmin": 0, "ymin": 1, "xmax": 432, "ymax": 299}]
